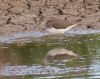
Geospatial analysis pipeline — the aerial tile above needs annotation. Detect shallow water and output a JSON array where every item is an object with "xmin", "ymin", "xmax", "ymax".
[{"xmin": 0, "ymin": 33, "xmax": 100, "ymax": 79}]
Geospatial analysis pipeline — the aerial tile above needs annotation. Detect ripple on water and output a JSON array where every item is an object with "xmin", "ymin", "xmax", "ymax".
[
  {"xmin": 65, "ymin": 28, "xmax": 100, "ymax": 35},
  {"xmin": 0, "ymin": 30, "xmax": 100, "ymax": 79},
  {"xmin": 0, "ymin": 29, "xmax": 100, "ymax": 43}
]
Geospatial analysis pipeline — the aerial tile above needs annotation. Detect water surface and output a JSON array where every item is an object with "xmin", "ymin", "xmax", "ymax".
[{"xmin": 0, "ymin": 33, "xmax": 100, "ymax": 79}]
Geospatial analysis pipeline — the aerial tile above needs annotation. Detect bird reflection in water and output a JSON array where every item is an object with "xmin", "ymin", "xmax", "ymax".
[{"xmin": 43, "ymin": 47, "xmax": 80, "ymax": 65}]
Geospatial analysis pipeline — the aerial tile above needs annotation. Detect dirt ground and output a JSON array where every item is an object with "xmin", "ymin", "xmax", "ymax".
[{"xmin": 0, "ymin": 0, "xmax": 100, "ymax": 36}]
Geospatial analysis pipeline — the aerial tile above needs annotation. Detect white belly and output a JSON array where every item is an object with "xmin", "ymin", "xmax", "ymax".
[
  {"xmin": 45, "ymin": 23, "xmax": 78, "ymax": 34},
  {"xmin": 46, "ymin": 27, "xmax": 67, "ymax": 34}
]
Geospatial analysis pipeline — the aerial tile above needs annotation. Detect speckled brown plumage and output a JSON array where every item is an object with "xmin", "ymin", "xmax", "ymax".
[{"xmin": 45, "ymin": 20, "xmax": 76, "ymax": 29}]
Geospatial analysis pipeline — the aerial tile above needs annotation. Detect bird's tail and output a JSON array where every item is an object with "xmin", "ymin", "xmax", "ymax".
[{"xmin": 65, "ymin": 23, "xmax": 78, "ymax": 31}]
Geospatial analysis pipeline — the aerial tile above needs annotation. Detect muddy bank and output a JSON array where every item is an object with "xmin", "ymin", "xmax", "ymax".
[{"xmin": 0, "ymin": 0, "xmax": 100, "ymax": 36}]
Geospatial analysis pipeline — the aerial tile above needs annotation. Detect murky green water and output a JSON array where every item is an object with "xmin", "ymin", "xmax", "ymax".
[{"xmin": 0, "ymin": 34, "xmax": 100, "ymax": 79}]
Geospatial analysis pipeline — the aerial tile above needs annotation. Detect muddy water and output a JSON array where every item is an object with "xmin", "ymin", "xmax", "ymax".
[{"xmin": 0, "ymin": 33, "xmax": 100, "ymax": 79}]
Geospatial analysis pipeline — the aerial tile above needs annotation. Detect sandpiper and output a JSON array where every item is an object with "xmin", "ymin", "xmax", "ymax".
[{"xmin": 45, "ymin": 20, "xmax": 78, "ymax": 34}]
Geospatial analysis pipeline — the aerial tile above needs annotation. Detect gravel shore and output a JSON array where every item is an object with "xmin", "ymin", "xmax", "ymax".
[{"xmin": 0, "ymin": 0, "xmax": 100, "ymax": 36}]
